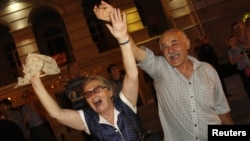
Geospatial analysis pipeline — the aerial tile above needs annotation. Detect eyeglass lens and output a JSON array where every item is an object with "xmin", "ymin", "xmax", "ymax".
[{"xmin": 84, "ymin": 86, "xmax": 107, "ymax": 99}]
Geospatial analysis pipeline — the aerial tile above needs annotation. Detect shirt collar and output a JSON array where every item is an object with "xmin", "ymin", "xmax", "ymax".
[
  {"xmin": 99, "ymin": 108, "xmax": 120, "ymax": 126},
  {"xmin": 187, "ymin": 55, "xmax": 202, "ymax": 71}
]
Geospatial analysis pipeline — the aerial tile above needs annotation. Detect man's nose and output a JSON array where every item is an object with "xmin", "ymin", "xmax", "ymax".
[{"xmin": 167, "ymin": 45, "xmax": 175, "ymax": 53}]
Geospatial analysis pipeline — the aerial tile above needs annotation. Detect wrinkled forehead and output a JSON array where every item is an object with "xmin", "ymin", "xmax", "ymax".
[
  {"xmin": 84, "ymin": 79, "xmax": 109, "ymax": 91},
  {"xmin": 160, "ymin": 31, "xmax": 184, "ymax": 44}
]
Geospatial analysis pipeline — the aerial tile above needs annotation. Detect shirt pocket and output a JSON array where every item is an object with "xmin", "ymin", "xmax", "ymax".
[{"xmin": 195, "ymin": 81, "xmax": 215, "ymax": 107}]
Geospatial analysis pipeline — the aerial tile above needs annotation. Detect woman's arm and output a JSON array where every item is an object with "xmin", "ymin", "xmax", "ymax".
[
  {"xmin": 105, "ymin": 9, "xmax": 138, "ymax": 107},
  {"xmin": 30, "ymin": 72, "xmax": 86, "ymax": 131}
]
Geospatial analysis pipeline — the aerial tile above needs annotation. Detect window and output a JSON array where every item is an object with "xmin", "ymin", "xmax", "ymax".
[
  {"xmin": 44, "ymin": 27, "xmax": 68, "ymax": 65},
  {"xmin": 0, "ymin": 25, "xmax": 20, "ymax": 87},
  {"xmin": 82, "ymin": 0, "xmax": 118, "ymax": 53},
  {"xmin": 32, "ymin": 7, "xmax": 73, "ymax": 66}
]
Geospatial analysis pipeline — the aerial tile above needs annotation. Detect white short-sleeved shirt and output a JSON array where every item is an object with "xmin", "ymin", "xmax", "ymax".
[
  {"xmin": 137, "ymin": 47, "xmax": 231, "ymax": 141},
  {"xmin": 78, "ymin": 91, "xmax": 136, "ymax": 134}
]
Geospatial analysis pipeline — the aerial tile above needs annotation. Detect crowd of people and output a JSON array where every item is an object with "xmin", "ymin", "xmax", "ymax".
[
  {"xmin": 2, "ymin": 1, "xmax": 250, "ymax": 141},
  {"xmin": 0, "ymin": 90, "xmax": 57, "ymax": 141},
  {"xmin": 194, "ymin": 16, "xmax": 250, "ymax": 99},
  {"xmin": 228, "ymin": 18, "xmax": 250, "ymax": 98},
  {"xmin": 22, "ymin": 89, "xmax": 57, "ymax": 141},
  {"xmin": 194, "ymin": 35, "xmax": 230, "ymax": 97},
  {"xmin": 0, "ymin": 98, "xmax": 30, "ymax": 140}
]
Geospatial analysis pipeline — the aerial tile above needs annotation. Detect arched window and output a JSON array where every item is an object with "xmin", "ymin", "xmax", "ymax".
[
  {"xmin": 82, "ymin": 0, "xmax": 118, "ymax": 53},
  {"xmin": 31, "ymin": 7, "xmax": 73, "ymax": 66},
  {"xmin": 0, "ymin": 25, "xmax": 21, "ymax": 87},
  {"xmin": 44, "ymin": 27, "xmax": 69, "ymax": 65}
]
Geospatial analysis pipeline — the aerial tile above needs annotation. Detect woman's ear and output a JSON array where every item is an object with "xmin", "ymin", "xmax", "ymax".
[{"xmin": 108, "ymin": 87, "xmax": 114, "ymax": 98}]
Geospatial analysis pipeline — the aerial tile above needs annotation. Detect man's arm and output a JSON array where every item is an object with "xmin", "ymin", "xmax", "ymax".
[
  {"xmin": 218, "ymin": 113, "xmax": 234, "ymax": 125},
  {"xmin": 129, "ymin": 34, "xmax": 147, "ymax": 63},
  {"xmin": 94, "ymin": 1, "xmax": 146, "ymax": 63},
  {"xmin": 105, "ymin": 8, "xmax": 139, "ymax": 107},
  {"xmin": 93, "ymin": 1, "xmax": 113, "ymax": 22}
]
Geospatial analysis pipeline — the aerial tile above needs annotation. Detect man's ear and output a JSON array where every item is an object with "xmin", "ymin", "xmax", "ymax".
[{"xmin": 186, "ymin": 38, "xmax": 191, "ymax": 50}]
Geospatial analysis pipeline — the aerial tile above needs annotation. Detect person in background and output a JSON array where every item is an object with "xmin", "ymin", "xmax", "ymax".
[
  {"xmin": 64, "ymin": 62, "xmax": 92, "ymax": 141},
  {"xmin": 94, "ymin": 1, "xmax": 234, "ymax": 141},
  {"xmin": 243, "ymin": 17, "xmax": 250, "ymax": 58},
  {"xmin": 65, "ymin": 62, "xmax": 84, "ymax": 99},
  {"xmin": 21, "ymin": 89, "xmax": 57, "ymax": 141},
  {"xmin": 231, "ymin": 18, "xmax": 250, "ymax": 58},
  {"xmin": 198, "ymin": 35, "xmax": 231, "ymax": 97},
  {"xmin": 231, "ymin": 18, "xmax": 250, "ymax": 49},
  {"xmin": 231, "ymin": 20, "xmax": 246, "ymax": 45},
  {"xmin": 28, "ymin": 8, "xmax": 149, "ymax": 141},
  {"xmin": 107, "ymin": 64, "xmax": 144, "ymax": 107},
  {"xmin": 243, "ymin": 17, "xmax": 250, "ymax": 46},
  {"xmin": 0, "ymin": 98, "xmax": 30, "ymax": 141},
  {"xmin": 227, "ymin": 35, "xmax": 250, "ymax": 98},
  {"xmin": 64, "ymin": 62, "xmax": 88, "ymax": 110},
  {"xmin": 106, "ymin": 64, "xmax": 124, "ymax": 98}
]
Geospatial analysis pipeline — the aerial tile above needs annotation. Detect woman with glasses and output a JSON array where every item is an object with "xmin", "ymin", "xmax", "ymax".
[{"xmin": 29, "ymin": 8, "xmax": 144, "ymax": 141}]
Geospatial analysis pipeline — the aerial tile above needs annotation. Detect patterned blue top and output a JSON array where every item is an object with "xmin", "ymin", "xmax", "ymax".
[{"xmin": 83, "ymin": 96, "xmax": 143, "ymax": 141}]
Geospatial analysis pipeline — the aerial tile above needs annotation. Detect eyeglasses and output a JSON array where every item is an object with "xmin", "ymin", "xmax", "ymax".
[{"xmin": 84, "ymin": 86, "xmax": 107, "ymax": 99}]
